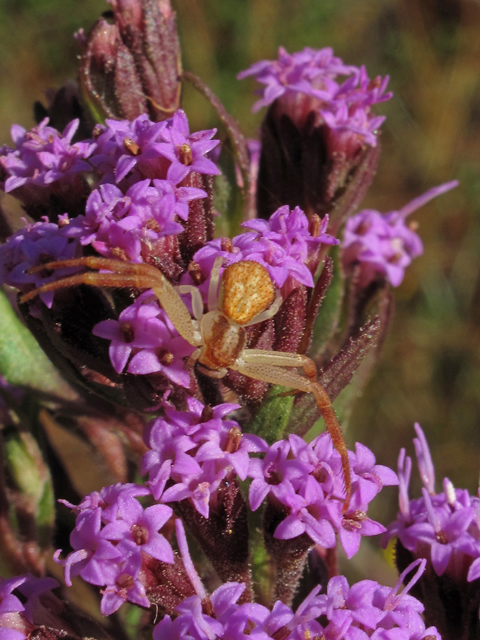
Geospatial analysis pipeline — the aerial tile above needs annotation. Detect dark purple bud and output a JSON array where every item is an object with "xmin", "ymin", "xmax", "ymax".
[
  {"xmin": 108, "ymin": 0, "xmax": 182, "ymax": 121},
  {"xmin": 287, "ymin": 312, "xmax": 385, "ymax": 439},
  {"xmin": 263, "ymin": 495, "xmax": 313, "ymax": 606},
  {"xmin": 177, "ymin": 174, "xmax": 214, "ymax": 264},
  {"xmin": 297, "ymin": 256, "xmax": 333, "ymax": 357},
  {"xmin": 256, "ymin": 107, "xmax": 380, "ymax": 231},
  {"xmin": 272, "ymin": 286, "xmax": 307, "ymax": 354},
  {"xmin": 174, "ymin": 473, "xmax": 253, "ymax": 602},
  {"xmin": 143, "ymin": 552, "xmax": 196, "ymax": 615},
  {"xmin": 79, "ymin": 16, "xmax": 147, "ymax": 122}
]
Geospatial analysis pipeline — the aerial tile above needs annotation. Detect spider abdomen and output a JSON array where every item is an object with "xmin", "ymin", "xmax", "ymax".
[{"xmin": 221, "ymin": 261, "xmax": 275, "ymax": 325}]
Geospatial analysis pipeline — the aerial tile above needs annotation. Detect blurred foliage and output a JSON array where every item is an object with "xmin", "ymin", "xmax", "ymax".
[{"xmin": 1, "ymin": 0, "xmax": 480, "ymax": 581}]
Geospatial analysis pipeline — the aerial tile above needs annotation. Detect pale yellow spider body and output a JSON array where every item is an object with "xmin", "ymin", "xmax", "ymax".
[{"xmin": 21, "ymin": 255, "xmax": 352, "ymax": 512}]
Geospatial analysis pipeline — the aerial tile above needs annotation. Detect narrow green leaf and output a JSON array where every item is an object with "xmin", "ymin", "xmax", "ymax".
[
  {"xmin": 3, "ymin": 430, "xmax": 55, "ymax": 547},
  {"xmin": 0, "ymin": 290, "xmax": 74, "ymax": 399}
]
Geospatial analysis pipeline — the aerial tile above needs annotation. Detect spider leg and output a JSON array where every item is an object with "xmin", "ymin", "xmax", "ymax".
[
  {"xmin": 20, "ymin": 272, "xmax": 161, "ymax": 303},
  {"xmin": 177, "ymin": 285, "xmax": 205, "ymax": 321},
  {"xmin": 27, "ymin": 256, "xmax": 151, "ymax": 275},
  {"xmin": 21, "ymin": 257, "xmax": 203, "ymax": 348},
  {"xmin": 231, "ymin": 350, "xmax": 352, "ymax": 514},
  {"xmin": 208, "ymin": 256, "xmax": 224, "ymax": 312},
  {"xmin": 242, "ymin": 290, "xmax": 283, "ymax": 326},
  {"xmin": 185, "ymin": 348, "xmax": 202, "ymax": 370}
]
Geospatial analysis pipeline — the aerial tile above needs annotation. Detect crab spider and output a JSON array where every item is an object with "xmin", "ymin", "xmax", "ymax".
[{"xmin": 21, "ymin": 255, "xmax": 352, "ymax": 513}]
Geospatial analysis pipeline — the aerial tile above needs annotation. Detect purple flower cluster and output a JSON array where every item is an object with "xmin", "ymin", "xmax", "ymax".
[
  {"xmin": 238, "ymin": 46, "xmax": 392, "ymax": 150},
  {"xmin": 55, "ymin": 482, "xmax": 174, "ymax": 616},
  {"xmin": 0, "ymin": 111, "xmax": 216, "ymax": 307},
  {"xmin": 0, "ymin": 573, "xmax": 59, "ymax": 640},
  {"xmin": 0, "ymin": 216, "xmax": 82, "ymax": 308},
  {"xmin": 93, "ymin": 291, "xmax": 195, "ymax": 386},
  {"xmin": 142, "ymin": 396, "xmax": 266, "ymax": 517},
  {"xmin": 77, "ymin": 179, "xmax": 206, "ymax": 262},
  {"xmin": 248, "ymin": 432, "xmax": 397, "ymax": 558},
  {"xmin": 0, "ymin": 119, "xmax": 94, "ymax": 195},
  {"xmin": 90, "ymin": 111, "xmax": 220, "ymax": 186},
  {"xmin": 342, "ymin": 181, "xmax": 459, "ymax": 287},
  {"xmin": 140, "ymin": 395, "xmax": 395, "ymax": 551},
  {"xmin": 182, "ymin": 205, "xmax": 338, "ymax": 299},
  {"xmin": 153, "ymin": 557, "xmax": 440, "ymax": 640},
  {"xmin": 384, "ymin": 424, "xmax": 480, "ymax": 581}
]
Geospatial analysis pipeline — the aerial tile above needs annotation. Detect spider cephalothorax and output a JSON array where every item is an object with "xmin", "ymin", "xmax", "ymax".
[
  {"xmin": 194, "ymin": 260, "xmax": 280, "ymax": 375},
  {"xmin": 21, "ymin": 255, "xmax": 352, "ymax": 512}
]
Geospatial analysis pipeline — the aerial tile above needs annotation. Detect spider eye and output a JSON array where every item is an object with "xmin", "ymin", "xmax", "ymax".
[{"xmin": 221, "ymin": 261, "xmax": 275, "ymax": 325}]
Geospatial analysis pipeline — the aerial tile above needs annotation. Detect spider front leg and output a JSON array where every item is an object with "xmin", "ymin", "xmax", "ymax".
[
  {"xmin": 20, "ymin": 257, "xmax": 203, "ymax": 348},
  {"xmin": 231, "ymin": 349, "xmax": 352, "ymax": 514}
]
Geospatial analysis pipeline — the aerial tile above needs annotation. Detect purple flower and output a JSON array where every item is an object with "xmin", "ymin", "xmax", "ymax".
[
  {"xmin": 343, "ymin": 181, "xmax": 459, "ymax": 287},
  {"xmin": 98, "ymin": 551, "xmax": 148, "ymax": 616},
  {"xmin": 100, "ymin": 501, "xmax": 174, "ymax": 564},
  {"xmin": 89, "ymin": 114, "xmax": 167, "ymax": 184},
  {"xmin": 154, "ymin": 110, "xmax": 221, "ymax": 185},
  {"xmin": 152, "ymin": 559, "xmax": 440, "ymax": 640},
  {"xmin": 0, "ymin": 216, "xmax": 82, "ymax": 308},
  {"xmin": 248, "ymin": 432, "xmax": 397, "ymax": 558},
  {"xmin": 142, "ymin": 396, "xmax": 265, "ymax": 516},
  {"xmin": 55, "ymin": 482, "xmax": 174, "ymax": 613},
  {"xmin": 78, "ymin": 178, "xmax": 203, "ymax": 263},
  {"xmin": 0, "ymin": 576, "xmax": 28, "ymax": 640},
  {"xmin": 239, "ymin": 47, "xmax": 391, "ymax": 148},
  {"xmin": 238, "ymin": 46, "xmax": 356, "ymax": 114},
  {"xmin": 248, "ymin": 438, "xmax": 309, "ymax": 512},
  {"xmin": 321, "ymin": 102, "xmax": 386, "ymax": 156},
  {"xmin": 93, "ymin": 293, "xmax": 196, "ymax": 387},
  {"xmin": 90, "ymin": 111, "xmax": 220, "ymax": 186},
  {"xmin": 183, "ymin": 205, "xmax": 337, "ymax": 300},
  {"xmin": 0, "ymin": 574, "xmax": 60, "ymax": 640},
  {"xmin": 384, "ymin": 424, "xmax": 480, "ymax": 580},
  {"xmin": 0, "ymin": 119, "xmax": 94, "ymax": 194}
]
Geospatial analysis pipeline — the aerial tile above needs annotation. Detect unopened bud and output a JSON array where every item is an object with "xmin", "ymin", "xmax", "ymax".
[
  {"xmin": 79, "ymin": 16, "xmax": 147, "ymax": 122},
  {"xmin": 81, "ymin": 0, "xmax": 182, "ymax": 122}
]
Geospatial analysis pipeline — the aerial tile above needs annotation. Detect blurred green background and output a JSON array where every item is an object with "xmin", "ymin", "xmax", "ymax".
[{"xmin": 0, "ymin": 0, "xmax": 479, "ymax": 574}]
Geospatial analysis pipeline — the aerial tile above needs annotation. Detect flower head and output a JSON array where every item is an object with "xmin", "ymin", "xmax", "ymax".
[
  {"xmin": 153, "ymin": 559, "xmax": 440, "ymax": 640},
  {"xmin": 78, "ymin": 179, "xmax": 203, "ymax": 262},
  {"xmin": 184, "ymin": 205, "xmax": 337, "ymax": 301},
  {"xmin": 0, "ymin": 217, "xmax": 82, "ymax": 308},
  {"xmin": 93, "ymin": 291, "xmax": 196, "ymax": 386},
  {"xmin": 142, "ymin": 396, "xmax": 265, "ymax": 516},
  {"xmin": 55, "ymin": 482, "xmax": 174, "ymax": 615},
  {"xmin": 343, "ymin": 181, "xmax": 459, "ymax": 287},
  {"xmin": 239, "ymin": 46, "xmax": 392, "ymax": 149},
  {"xmin": 249, "ymin": 432, "xmax": 397, "ymax": 558},
  {"xmin": 0, "ymin": 119, "xmax": 94, "ymax": 194},
  {"xmin": 384, "ymin": 424, "xmax": 480, "ymax": 580},
  {"xmin": 90, "ymin": 111, "xmax": 220, "ymax": 186}
]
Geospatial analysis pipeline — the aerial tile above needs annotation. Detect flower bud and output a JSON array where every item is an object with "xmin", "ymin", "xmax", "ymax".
[{"xmin": 80, "ymin": 0, "xmax": 181, "ymax": 123}]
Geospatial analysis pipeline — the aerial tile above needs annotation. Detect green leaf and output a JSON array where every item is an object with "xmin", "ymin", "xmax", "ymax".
[
  {"xmin": 0, "ymin": 289, "xmax": 74, "ymax": 399},
  {"xmin": 3, "ymin": 430, "xmax": 55, "ymax": 547},
  {"xmin": 248, "ymin": 385, "xmax": 294, "ymax": 444}
]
